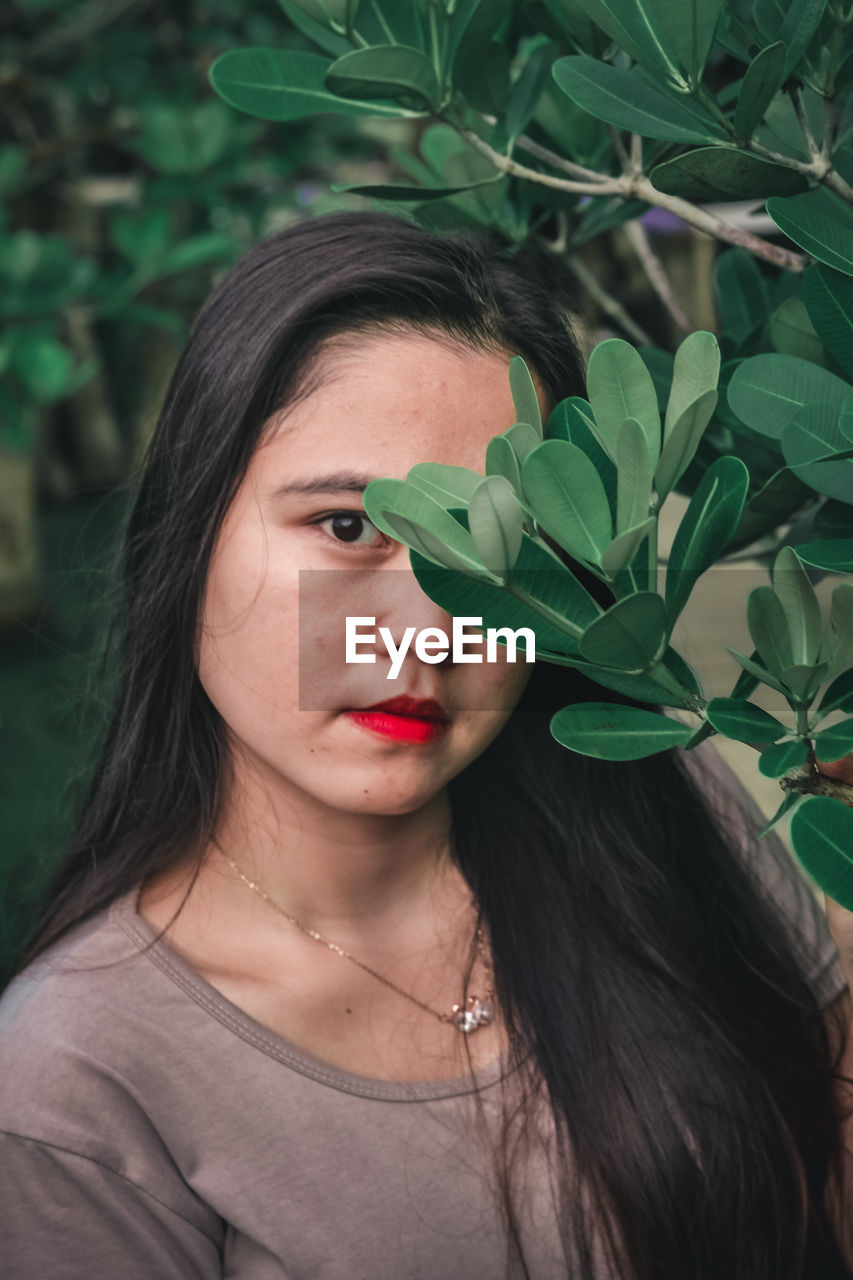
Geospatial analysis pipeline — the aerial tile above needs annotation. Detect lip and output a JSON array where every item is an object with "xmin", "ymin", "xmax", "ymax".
[{"xmin": 343, "ymin": 695, "xmax": 450, "ymax": 744}]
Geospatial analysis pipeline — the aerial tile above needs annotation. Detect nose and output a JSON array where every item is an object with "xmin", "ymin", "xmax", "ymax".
[{"xmin": 370, "ymin": 553, "xmax": 457, "ymax": 666}]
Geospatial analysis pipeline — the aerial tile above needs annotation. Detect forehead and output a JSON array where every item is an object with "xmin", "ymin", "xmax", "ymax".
[{"xmin": 255, "ymin": 330, "xmax": 534, "ymax": 481}]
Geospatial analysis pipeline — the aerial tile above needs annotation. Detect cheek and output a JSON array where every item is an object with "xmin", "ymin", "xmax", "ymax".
[{"xmin": 196, "ymin": 537, "xmax": 301, "ymax": 713}]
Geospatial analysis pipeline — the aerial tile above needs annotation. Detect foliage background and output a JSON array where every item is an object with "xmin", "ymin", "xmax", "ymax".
[{"xmin": 3, "ymin": 0, "xmax": 852, "ymax": 980}]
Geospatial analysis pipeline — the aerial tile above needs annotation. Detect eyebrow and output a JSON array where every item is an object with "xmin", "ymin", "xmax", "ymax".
[{"xmin": 271, "ymin": 471, "xmax": 377, "ymax": 498}]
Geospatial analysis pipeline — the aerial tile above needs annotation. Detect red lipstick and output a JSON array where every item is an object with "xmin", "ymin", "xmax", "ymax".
[{"xmin": 344, "ymin": 695, "xmax": 450, "ymax": 743}]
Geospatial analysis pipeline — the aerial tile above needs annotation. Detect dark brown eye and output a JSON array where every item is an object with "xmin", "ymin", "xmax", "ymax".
[{"xmin": 319, "ymin": 513, "xmax": 382, "ymax": 546}]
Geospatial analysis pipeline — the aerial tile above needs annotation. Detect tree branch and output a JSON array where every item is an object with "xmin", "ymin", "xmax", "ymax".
[
  {"xmin": 454, "ymin": 125, "xmax": 808, "ymax": 272},
  {"xmin": 514, "ymin": 134, "xmax": 613, "ymax": 185},
  {"xmin": 566, "ymin": 253, "xmax": 655, "ymax": 346},
  {"xmin": 623, "ymin": 218, "xmax": 692, "ymax": 331}
]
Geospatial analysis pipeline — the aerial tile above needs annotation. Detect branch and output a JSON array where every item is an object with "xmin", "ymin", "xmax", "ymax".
[
  {"xmin": 566, "ymin": 253, "xmax": 655, "ymax": 347},
  {"xmin": 793, "ymin": 87, "xmax": 821, "ymax": 160},
  {"xmin": 454, "ymin": 125, "xmax": 808, "ymax": 272},
  {"xmin": 623, "ymin": 218, "xmax": 692, "ymax": 332},
  {"xmin": 514, "ymin": 134, "xmax": 614, "ymax": 185},
  {"xmin": 628, "ymin": 175, "xmax": 806, "ymax": 271}
]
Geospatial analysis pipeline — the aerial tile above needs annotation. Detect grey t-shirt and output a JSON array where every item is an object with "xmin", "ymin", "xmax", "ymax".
[{"xmin": 0, "ymin": 742, "xmax": 846, "ymax": 1280}]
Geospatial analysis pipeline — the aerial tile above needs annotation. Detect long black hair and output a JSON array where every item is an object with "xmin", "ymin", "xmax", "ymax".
[{"xmin": 18, "ymin": 211, "xmax": 850, "ymax": 1277}]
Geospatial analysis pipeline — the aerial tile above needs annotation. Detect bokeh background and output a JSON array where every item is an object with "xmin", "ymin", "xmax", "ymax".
[{"xmin": 0, "ymin": 0, "xmax": 818, "ymax": 982}]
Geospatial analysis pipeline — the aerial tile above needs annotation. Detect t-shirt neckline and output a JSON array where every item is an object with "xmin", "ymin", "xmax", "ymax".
[{"xmin": 109, "ymin": 887, "xmax": 518, "ymax": 1103}]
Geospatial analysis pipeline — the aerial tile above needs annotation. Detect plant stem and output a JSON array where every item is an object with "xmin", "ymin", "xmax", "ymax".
[
  {"xmin": 565, "ymin": 254, "xmax": 655, "ymax": 346},
  {"xmin": 623, "ymin": 219, "xmax": 692, "ymax": 331},
  {"xmin": 514, "ymin": 134, "xmax": 614, "ymax": 184},
  {"xmin": 451, "ymin": 124, "xmax": 808, "ymax": 271}
]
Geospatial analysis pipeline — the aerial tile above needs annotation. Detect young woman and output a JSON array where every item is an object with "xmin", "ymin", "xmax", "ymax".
[{"xmin": 1, "ymin": 211, "xmax": 852, "ymax": 1279}]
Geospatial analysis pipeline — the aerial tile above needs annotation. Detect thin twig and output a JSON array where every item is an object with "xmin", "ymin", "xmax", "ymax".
[
  {"xmin": 566, "ymin": 254, "xmax": 655, "ymax": 346},
  {"xmin": 514, "ymin": 134, "xmax": 613, "ymax": 184},
  {"xmin": 609, "ymin": 126, "xmax": 631, "ymax": 170},
  {"xmin": 623, "ymin": 219, "xmax": 691, "ymax": 332},
  {"xmin": 630, "ymin": 133, "xmax": 643, "ymax": 173},
  {"xmin": 793, "ymin": 87, "xmax": 821, "ymax": 160}
]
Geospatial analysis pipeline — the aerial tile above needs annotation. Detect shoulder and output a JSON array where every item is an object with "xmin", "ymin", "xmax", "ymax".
[
  {"xmin": 1, "ymin": 892, "xmax": 179, "ymax": 1160},
  {"xmin": 0, "ymin": 892, "xmax": 226, "ymax": 1244}
]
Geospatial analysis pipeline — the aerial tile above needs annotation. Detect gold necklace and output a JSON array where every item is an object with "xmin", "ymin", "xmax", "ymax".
[{"xmin": 213, "ymin": 840, "xmax": 495, "ymax": 1034}]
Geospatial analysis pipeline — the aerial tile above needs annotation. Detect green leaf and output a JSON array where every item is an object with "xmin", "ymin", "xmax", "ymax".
[
  {"xmin": 770, "ymin": 297, "xmax": 825, "ymax": 365},
  {"xmin": 546, "ymin": 398, "xmax": 618, "ymax": 519},
  {"xmin": 552, "ymin": 58, "xmax": 729, "ymax": 144},
  {"xmin": 325, "ymin": 45, "xmax": 441, "ymax": 109},
  {"xmin": 754, "ymin": 0, "xmax": 828, "ymax": 78},
  {"xmin": 790, "ymin": 795, "xmax": 853, "ymax": 909},
  {"xmin": 156, "ymin": 234, "xmax": 234, "ymax": 277},
  {"xmin": 450, "ymin": 0, "xmax": 513, "ymax": 71},
  {"xmin": 570, "ymin": 0, "xmax": 722, "ymax": 85},
  {"xmin": 505, "ymin": 421, "xmax": 542, "ymax": 466},
  {"xmin": 601, "ymin": 516, "xmax": 657, "ymax": 577},
  {"xmin": 209, "ymin": 49, "xmax": 422, "ymax": 122},
  {"xmin": 725, "ymin": 646, "xmax": 791, "ymax": 696},
  {"xmin": 408, "ymin": 538, "xmax": 595, "ymax": 656},
  {"xmin": 802, "ymin": 264, "xmax": 853, "ymax": 380},
  {"xmin": 650, "ymin": 147, "xmax": 807, "ymax": 201},
  {"xmin": 109, "ymin": 208, "xmax": 172, "ymax": 266},
  {"xmin": 405, "ymin": 462, "xmax": 483, "ymax": 508},
  {"xmin": 522, "ymin": 439, "xmax": 612, "ymax": 564},
  {"xmin": 815, "ymin": 717, "xmax": 853, "ymax": 760},
  {"xmin": 655, "ymin": 388, "xmax": 718, "ymax": 500},
  {"xmin": 616, "ymin": 417, "xmax": 652, "ymax": 535},
  {"xmin": 579, "ymin": 591, "xmax": 667, "ymax": 670},
  {"xmin": 336, "ymin": 177, "xmax": 502, "ymax": 200},
  {"xmin": 747, "ymin": 584, "xmax": 794, "ymax": 677},
  {"xmin": 506, "ymin": 41, "xmax": 555, "ymax": 145},
  {"xmin": 746, "ymin": 466, "xmax": 813, "ymax": 517},
  {"xmin": 468, "ymin": 475, "xmax": 524, "ymax": 576},
  {"xmin": 756, "ymin": 788, "xmax": 805, "ymax": 838},
  {"xmin": 586, "ymin": 338, "xmax": 661, "ymax": 470},
  {"xmin": 509, "ymin": 355, "xmax": 542, "ymax": 436},
  {"xmin": 818, "ymin": 582, "xmax": 853, "ymax": 678},
  {"xmin": 664, "ymin": 331, "xmax": 720, "ymax": 435},
  {"xmin": 279, "ymin": 0, "xmax": 352, "ymax": 27},
  {"xmin": 727, "ymin": 353, "xmax": 853, "ymax": 440},
  {"xmin": 550, "ymin": 701, "xmax": 693, "ymax": 759},
  {"xmin": 816, "ymin": 667, "xmax": 853, "ymax": 718},
  {"xmin": 715, "ymin": 249, "xmax": 768, "ymax": 345},
  {"xmin": 12, "ymin": 335, "xmax": 73, "ymax": 402},
  {"xmin": 665, "ymin": 456, "xmax": 750, "ymax": 630},
  {"xmin": 275, "ymin": 0, "xmax": 353, "ymax": 56},
  {"xmin": 767, "ymin": 189, "xmax": 853, "ymax": 278},
  {"xmin": 796, "ymin": 540, "xmax": 853, "ymax": 573},
  {"xmin": 508, "ymin": 534, "xmax": 603, "ymax": 630},
  {"xmin": 782, "ymin": 660, "xmax": 832, "ymax": 701},
  {"xmin": 485, "ymin": 434, "xmax": 522, "ymax": 494},
  {"xmin": 781, "ymin": 402, "xmax": 853, "ymax": 503},
  {"xmin": 704, "ymin": 695, "xmax": 789, "ymax": 744},
  {"xmin": 772, "ymin": 544, "xmax": 822, "ymax": 666},
  {"xmin": 758, "ymin": 738, "xmax": 810, "ymax": 777},
  {"xmin": 361, "ymin": 478, "xmax": 487, "ymax": 572},
  {"xmin": 566, "ymin": 645, "xmax": 700, "ymax": 708},
  {"xmin": 734, "ymin": 42, "xmax": 786, "ymax": 137}
]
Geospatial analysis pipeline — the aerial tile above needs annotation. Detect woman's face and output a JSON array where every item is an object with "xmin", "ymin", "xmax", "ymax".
[{"xmin": 197, "ymin": 330, "xmax": 541, "ymax": 819}]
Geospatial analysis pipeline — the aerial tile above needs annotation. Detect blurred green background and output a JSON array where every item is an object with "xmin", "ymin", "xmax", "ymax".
[
  {"xmin": 2, "ymin": 0, "xmax": 817, "ymax": 983},
  {"xmin": 0, "ymin": 0, "xmax": 432, "ymax": 981}
]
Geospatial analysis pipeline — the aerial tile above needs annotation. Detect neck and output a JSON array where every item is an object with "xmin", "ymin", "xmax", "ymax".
[{"xmin": 206, "ymin": 757, "xmax": 463, "ymax": 939}]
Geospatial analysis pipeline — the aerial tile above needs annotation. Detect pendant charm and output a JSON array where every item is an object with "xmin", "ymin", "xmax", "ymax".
[{"xmin": 451, "ymin": 995, "xmax": 494, "ymax": 1033}]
